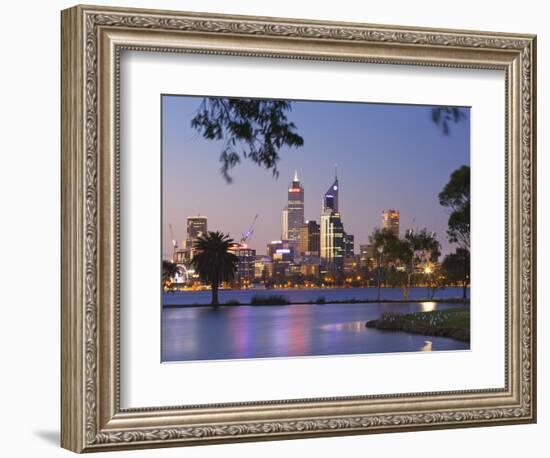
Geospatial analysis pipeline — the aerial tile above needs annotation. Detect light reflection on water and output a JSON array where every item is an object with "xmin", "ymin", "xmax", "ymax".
[
  {"xmin": 421, "ymin": 341, "xmax": 433, "ymax": 352},
  {"xmin": 420, "ymin": 301, "xmax": 437, "ymax": 312},
  {"xmin": 162, "ymin": 294, "xmax": 469, "ymax": 362},
  {"xmin": 319, "ymin": 321, "xmax": 365, "ymax": 333}
]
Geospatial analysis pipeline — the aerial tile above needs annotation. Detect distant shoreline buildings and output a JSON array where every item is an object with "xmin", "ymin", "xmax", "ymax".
[{"xmin": 169, "ymin": 171, "xmax": 404, "ymax": 287}]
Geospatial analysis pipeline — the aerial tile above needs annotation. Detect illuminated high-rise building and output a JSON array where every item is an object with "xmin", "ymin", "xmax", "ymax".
[
  {"xmin": 185, "ymin": 216, "xmax": 208, "ymax": 259},
  {"xmin": 320, "ymin": 170, "xmax": 344, "ymax": 273},
  {"xmin": 323, "ymin": 169, "xmax": 339, "ymax": 213},
  {"xmin": 343, "ymin": 232, "xmax": 354, "ymax": 257},
  {"xmin": 267, "ymin": 240, "xmax": 285, "ymax": 258},
  {"xmin": 299, "ymin": 220, "xmax": 320, "ymax": 256},
  {"xmin": 281, "ymin": 207, "xmax": 288, "ymax": 240},
  {"xmin": 186, "ymin": 216, "xmax": 207, "ymax": 242},
  {"xmin": 382, "ymin": 209, "xmax": 400, "ymax": 238},
  {"xmin": 229, "ymin": 244, "xmax": 256, "ymax": 285},
  {"xmin": 283, "ymin": 170, "xmax": 304, "ymax": 255},
  {"xmin": 359, "ymin": 244, "xmax": 375, "ymax": 270},
  {"xmin": 320, "ymin": 211, "xmax": 345, "ymax": 273},
  {"xmin": 254, "ymin": 255, "xmax": 272, "ymax": 280}
]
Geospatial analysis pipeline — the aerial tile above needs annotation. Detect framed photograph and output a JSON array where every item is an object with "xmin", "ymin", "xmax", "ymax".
[{"xmin": 61, "ymin": 4, "xmax": 537, "ymax": 453}]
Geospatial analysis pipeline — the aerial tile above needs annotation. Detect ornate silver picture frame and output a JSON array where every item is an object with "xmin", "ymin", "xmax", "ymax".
[{"xmin": 61, "ymin": 4, "xmax": 536, "ymax": 453}]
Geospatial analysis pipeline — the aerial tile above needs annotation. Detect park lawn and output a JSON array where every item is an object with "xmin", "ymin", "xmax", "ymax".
[{"xmin": 366, "ymin": 307, "xmax": 470, "ymax": 342}]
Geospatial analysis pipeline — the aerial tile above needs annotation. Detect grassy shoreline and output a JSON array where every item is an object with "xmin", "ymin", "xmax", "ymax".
[
  {"xmin": 163, "ymin": 297, "xmax": 470, "ymax": 308},
  {"xmin": 365, "ymin": 307, "xmax": 470, "ymax": 342}
]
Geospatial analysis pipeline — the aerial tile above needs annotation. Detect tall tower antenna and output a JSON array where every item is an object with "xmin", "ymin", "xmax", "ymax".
[{"xmin": 294, "ymin": 169, "xmax": 299, "ymax": 182}]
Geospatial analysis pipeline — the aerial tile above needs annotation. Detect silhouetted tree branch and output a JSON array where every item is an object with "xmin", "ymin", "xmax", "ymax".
[
  {"xmin": 431, "ymin": 107, "xmax": 467, "ymax": 135},
  {"xmin": 190, "ymin": 99, "xmax": 465, "ymax": 180},
  {"xmin": 191, "ymin": 97, "xmax": 304, "ymax": 182}
]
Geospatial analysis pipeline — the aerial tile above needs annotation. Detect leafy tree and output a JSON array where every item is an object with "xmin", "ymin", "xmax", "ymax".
[
  {"xmin": 369, "ymin": 228, "xmax": 401, "ymax": 259},
  {"xmin": 191, "ymin": 98, "xmax": 304, "ymax": 182},
  {"xmin": 404, "ymin": 229, "xmax": 441, "ymax": 263},
  {"xmin": 368, "ymin": 228, "xmax": 441, "ymax": 299},
  {"xmin": 369, "ymin": 228, "xmax": 402, "ymax": 300},
  {"xmin": 431, "ymin": 107, "xmax": 467, "ymax": 135},
  {"xmin": 402, "ymin": 229, "xmax": 441, "ymax": 299},
  {"xmin": 385, "ymin": 267, "xmax": 407, "ymax": 290},
  {"xmin": 191, "ymin": 231, "xmax": 238, "ymax": 306},
  {"xmin": 442, "ymin": 248, "xmax": 470, "ymax": 299},
  {"xmin": 188, "ymin": 99, "xmax": 467, "ymax": 180},
  {"xmin": 439, "ymin": 165, "xmax": 470, "ymax": 250},
  {"xmin": 424, "ymin": 264, "xmax": 446, "ymax": 300}
]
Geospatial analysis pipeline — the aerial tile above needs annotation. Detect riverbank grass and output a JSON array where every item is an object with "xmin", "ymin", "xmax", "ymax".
[
  {"xmin": 250, "ymin": 294, "xmax": 290, "ymax": 306},
  {"xmin": 366, "ymin": 307, "xmax": 470, "ymax": 342}
]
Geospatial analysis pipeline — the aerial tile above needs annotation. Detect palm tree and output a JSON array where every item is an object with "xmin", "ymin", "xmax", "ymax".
[{"xmin": 191, "ymin": 231, "xmax": 238, "ymax": 306}]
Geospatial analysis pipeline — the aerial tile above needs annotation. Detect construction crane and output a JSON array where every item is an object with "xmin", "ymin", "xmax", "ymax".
[
  {"xmin": 169, "ymin": 223, "xmax": 178, "ymax": 249},
  {"xmin": 240, "ymin": 214, "xmax": 258, "ymax": 244},
  {"xmin": 169, "ymin": 223, "xmax": 179, "ymax": 262}
]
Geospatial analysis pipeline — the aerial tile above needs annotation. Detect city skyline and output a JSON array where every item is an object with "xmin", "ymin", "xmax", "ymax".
[{"xmin": 162, "ymin": 96, "xmax": 470, "ymax": 260}]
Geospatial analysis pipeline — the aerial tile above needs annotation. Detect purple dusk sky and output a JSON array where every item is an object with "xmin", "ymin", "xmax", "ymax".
[{"xmin": 162, "ymin": 95, "xmax": 470, "ymax": 260}]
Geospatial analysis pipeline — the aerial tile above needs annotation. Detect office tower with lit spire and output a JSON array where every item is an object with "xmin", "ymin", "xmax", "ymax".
[
  {"xmin": 320, "ymin": 168, "xmax": 345, "ymax": 273},
  {"xmin": 283, "ymin": 170, "xmax": 304, "ymax": 256},
  {"xmin": 382, "ymin": 209, "xmax": 400, "ymax": 238},
  {"xmin": 323, "ymin": 168, "xmax": 339, "ymax": 213}
]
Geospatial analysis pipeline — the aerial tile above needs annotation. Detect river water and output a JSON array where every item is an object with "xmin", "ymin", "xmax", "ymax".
[{"xmin": 162, "ymin": 287, "xmax": 470, "ymax": 362}]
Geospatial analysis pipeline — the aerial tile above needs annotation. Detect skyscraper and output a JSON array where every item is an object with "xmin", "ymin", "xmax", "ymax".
[
  {"xmin": 320, "ymin": 170, "xmax": 344, "ymax": 273},
  {"xmin": 185, "ymin": 216, "xmax": 207, "ymax": 259},
  {"xmin": 320, "ymin": 212, "xmax": 345, "ymax": 273},
  {"xmin": 382, "ymin": 209, "xmax": 400, "ymax": 238},
  {"xmin": 281, "ymin": 207, "xmax": 288, "ymax": 240},
  {"xmin": 186, "ymin": 216, "xmax": 207, "ymax": 242},
  {"xmin": 323, "ymin": 170, "xmax": 339, "ymax": 213},
  {"xmin": 284, "ymin": 170, "xmax": 304, "ymax": 255},
  {"xmin": 299, "ymin": 220, "xmax": 320, "ymax": 256},
  {"xmin": 343, "ymin": 232, "xmax": 355, "ymax": 257}
]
